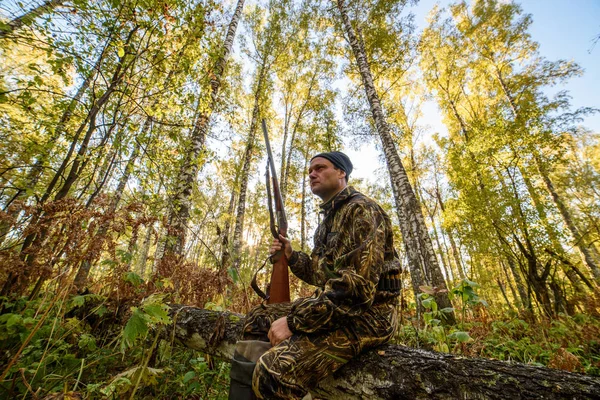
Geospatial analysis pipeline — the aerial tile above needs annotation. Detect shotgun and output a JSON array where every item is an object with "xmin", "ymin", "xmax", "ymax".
[{"xmin": 251, "ymin": 120, "xmax": 290, "ymax": 304}]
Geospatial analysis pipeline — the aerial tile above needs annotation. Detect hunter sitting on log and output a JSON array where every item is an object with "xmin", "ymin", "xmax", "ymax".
[{"xmin": 228, "ymin": 146, "xmax": 401, "ymax": 399}]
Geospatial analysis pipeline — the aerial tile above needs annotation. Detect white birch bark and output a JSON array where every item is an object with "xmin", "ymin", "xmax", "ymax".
[
  {"xmin": 231, "ymin": 66, "xmax": 267, "ymax": 271},
  {"xmin": 335, "ymin": 0, "xmax": 455, "ymax": 321},
  {"xmin": 164, "ymin": 0, "xmax": 245, "ymax": 257}
]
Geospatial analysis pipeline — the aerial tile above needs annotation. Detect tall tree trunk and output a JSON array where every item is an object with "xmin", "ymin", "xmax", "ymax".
[
  {"xmin": 80, "ymin": 91, "xmax": 128, "ymax": 205},
  {"xmin": 440, "ymin": 233, "xmax": 456, "ymax": 282},
  {"xmin": 279, "ymin": 100, "xmax": 292, "ymax": 200},
  {"xmin": 218, "ymin": 189, "xmax": 237, "ymax": 274},
  {"xmin": 281, "ymin": 71, "xmax": 318, "ymax": 203},
  {"xmin": 335, "ymin": 0, "xmax": 455, "ymax": 323},
  {"xmin": 163, "ymin": 0, "xmax": 245, "ymax": 258},
  {"xmin": 501, "ymin": 167, "xmax": 554, "ymax": 316},
  {"xmin": 42, "ymin": 26, "xmax": 137, "ymax": 205},
  {"xmin": 0, "ymin": 0, "xmax": 64, "ymax": 39},
  {"xmin": 421, "ymin": 189, "xmax": 451, "ymax": 284},
  {"xmin": 231, "ymin": 66, "xmax": 267, "ymax": 271},
  {"xmin": 137, "ymin": 224, "xmax": 153, "ymax": 278},
  {"xmin": 520, "ymin": 169, "xmax": 589, "ymax": 297},
  {"xmin": 497, "ymin": 278, "xmax": 515, "ymax": 312},
  {"xmin": 494, "ymin": 67, "xmax": 600, "ymax": 284},
  {"xmin": 300, "ymin": 147, "xmax": 309, "ymax": 252},
  {"xmin": 534, "ymin": 155, "xmax": 600, "ymax": 283},
  {"xmin": 52, "ymin": 28, "xmax": 138, "ymax": 202},
  {"xmin": 500, "ymin": 260, "xmax": 519, "ymax": 308},
  {"xmin": 504, "ymin": 251, "xmax": 530, "ymax": 311},
  {"xmin": 434, "ymin": 186, "xmax": 465, "ymax": 280}
]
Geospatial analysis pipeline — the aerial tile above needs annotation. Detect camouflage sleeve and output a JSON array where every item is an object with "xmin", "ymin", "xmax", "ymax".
[
  {"xmin": 288, "ymin": 251, "xmax": 327, "ymax": 287},
  {"xmin": 286, "ymin": 201, "xmax": 387, "ymax": 334}
]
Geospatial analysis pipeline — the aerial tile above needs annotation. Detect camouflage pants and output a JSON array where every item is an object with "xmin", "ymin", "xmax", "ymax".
[{"xmin": 242, "ymin": 301, "xmax": 397, "ymax": 400}]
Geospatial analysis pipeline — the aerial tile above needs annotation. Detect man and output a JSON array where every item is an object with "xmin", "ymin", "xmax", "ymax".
[{"xmin": 229, "ymin": 151, "xmax": 400, "ymax": 400}]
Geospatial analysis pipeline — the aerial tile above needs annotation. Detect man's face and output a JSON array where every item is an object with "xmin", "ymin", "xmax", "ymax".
[{"xmin": 308, "ymin": 157, "xmax": 346, "ymax": 201}]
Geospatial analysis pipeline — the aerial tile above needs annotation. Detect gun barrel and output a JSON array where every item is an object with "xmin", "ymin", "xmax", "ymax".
[{"xmin": 261, "ymin": 119, "xmax": 287, "ymax": 235}]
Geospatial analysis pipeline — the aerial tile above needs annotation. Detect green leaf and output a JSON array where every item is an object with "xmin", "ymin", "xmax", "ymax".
[
  {"xmin": 95, "ymin": 305, "xmax": 108, "ymax": 317},
  {"xmin": 448, "ymin": 331, "xmax": 472, "ymax": 343},
  {"xmin": 143, "ymin": 303, "xmax": 170, "ymax": 324},
  {"xmin": 122, "ymin": 308, "xmax": 149, "ymax": 349},
  {"xmin": 124, "ymin": 271, "xmax": 143, "ymax": 287},
  {"xmin": 117, "ymin": 249, "xmax": 134, "ymax": 264},
  {"xmin": 423, "ymin": 312, "xmax": 432, "ymax": 324},
  {"xmin": 0, "ymin": 313, "xmax": 15, "ymax": 323},
  {"xmin": 440, "ymin": 307, "xmax": 455, "ymax": 314},
  {"xmin": 421, "ymin": 297, "xmax": 434, "ymax": 309},
  {"xmin": 183, "ymin": 371, "xmax": 195, "ymax": 384},
  {"xmin": 228, "ymin": 267, "xmax": 239, "ymax": 283},
  {"xmin": 71, "ymin": 295, "xmax": 86, "ymax": 307},
  {"xmin": 79, "ymin": 333, "xmax": 97, "ymax": 351},
  {"xmin": 464, "ymin": 279, "xmax": 479, "ymax": 288},
  {"xmin": 6, "ymin": 314, "xmax": 23, "ymax": 328}
]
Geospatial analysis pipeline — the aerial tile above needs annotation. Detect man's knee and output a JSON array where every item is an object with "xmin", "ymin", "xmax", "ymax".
[
  {"xmin": 252, "ymin": 353, "xmax": 305, "ymax": 400},
  {"xmin": 252, "ymin": 356, "xmax": 279, "ymax": 399}
]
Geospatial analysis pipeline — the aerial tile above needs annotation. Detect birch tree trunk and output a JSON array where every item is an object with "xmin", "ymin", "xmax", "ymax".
[
  {"xmin": 218, "ymin": 189, "xmax": 237, "ymax": 274},
  {"xmin": 500, "ymin": 260, "xmax": 519, "ymax": 307},
  {"xmin": 520, "ymin": 170, "xmax": 588, "ymax": 297},
  {"xmin": 335, "ymin": 0, "xmax": 455, "ymax": 323},
  {"xmin": 534, "ymin": 155, "xmax": 600, "ymax": 284},
  {"xmin": 281, "ymin": 71, "xmax": 318, "ymax": 203},
  {"xmin": 504, "ymin": 251, "xmax": 531, "ymax": 310},
  {"xmin": 137, "ymin": 224, "xmax": 154, "ymax": 278},
  {"xmin": 231, "ymin": 66, "xmax": 267, "ymax": 272},
  {"xmin": 163, "ymin": 0, "xmax": 245, "ymax": 258},
  {"xmin": 300, "ymin": 147, "xmax": 309, "ymax": 252},
  {"xmin": 434, "ymin": 186, "xmax": 466, "ymax": 280}
]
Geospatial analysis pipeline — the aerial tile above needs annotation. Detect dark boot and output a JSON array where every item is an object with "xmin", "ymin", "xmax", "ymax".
[
  {"xmin": 228, "ymin": 340, "xmax": 271, "ymax": 400},
  {"xmin": 228, "ymin": 350, "xmax": 256, "ymax": 400}
]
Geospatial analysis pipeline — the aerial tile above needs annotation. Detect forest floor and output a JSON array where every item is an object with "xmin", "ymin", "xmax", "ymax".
[{"xmin": 0, "ymin": 276, "xmax": 599, "ymax": 399}]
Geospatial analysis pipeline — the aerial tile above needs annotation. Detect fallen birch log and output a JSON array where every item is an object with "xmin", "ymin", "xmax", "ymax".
[{"xmin": 168, "ymin": 305, "xmax": 600, "ymax": 399}]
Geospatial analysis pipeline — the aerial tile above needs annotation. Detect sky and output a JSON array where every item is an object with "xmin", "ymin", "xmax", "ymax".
[{"xmin": 346, "ymin": 0, "xmax": 600, "ymax": 183}]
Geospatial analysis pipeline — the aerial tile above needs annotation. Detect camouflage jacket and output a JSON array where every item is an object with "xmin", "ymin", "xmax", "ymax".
[{"xmin": 286, "ymin": 186, "xmax": 398, "ymax": 334}]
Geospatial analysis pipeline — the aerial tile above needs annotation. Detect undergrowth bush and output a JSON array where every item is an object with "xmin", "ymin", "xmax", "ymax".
[
  {"xmin": 394, "ymin": 279, "xmax": 600, "ymax": 376},
  {"xmin": 0, "ymin": 275, "xmax": 232, "ymax": 399}
]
